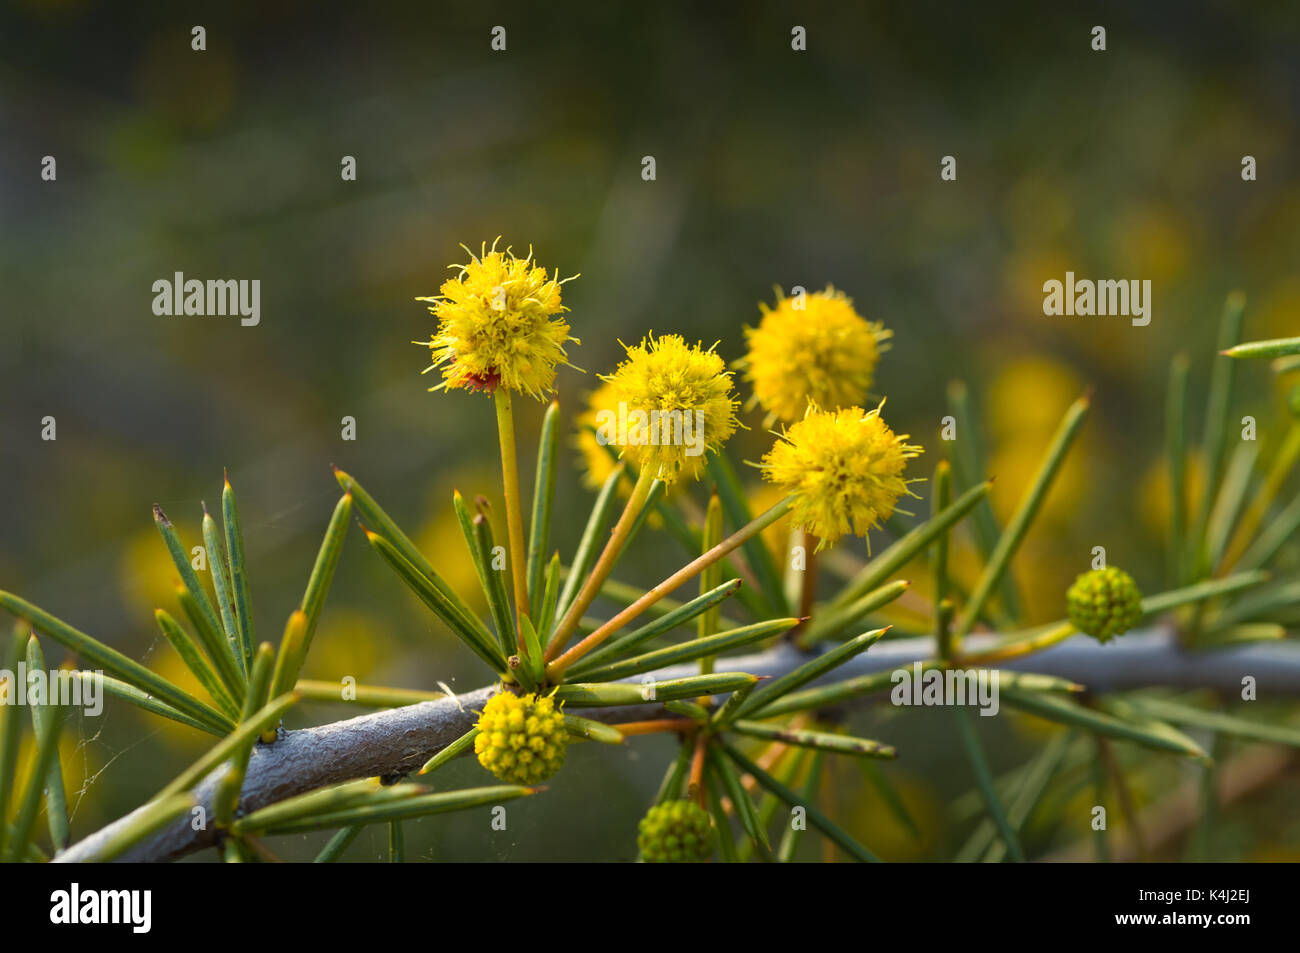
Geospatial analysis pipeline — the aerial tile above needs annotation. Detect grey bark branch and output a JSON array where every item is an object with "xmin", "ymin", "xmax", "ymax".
[{"xmin": 54, "ymin": 625, "xmax": 1300, "ymax": 863}]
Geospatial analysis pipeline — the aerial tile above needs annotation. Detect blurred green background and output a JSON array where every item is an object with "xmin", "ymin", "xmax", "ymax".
[{"xmin": 2, "ymin": 1, "xmax": 1299, "ymax": 860}]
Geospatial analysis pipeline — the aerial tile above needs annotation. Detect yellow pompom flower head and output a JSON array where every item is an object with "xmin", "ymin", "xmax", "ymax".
[
  {"xmin": 762, "ymin": 403, "xmax": 922, "ymax": 549},
  {"xmin": 575, "ymin": 378, "xmax": 705, "ymax": 491},
  {"xmin": 598, "ymin": 333, "xmax": 740, "ymax": 485},
  {"xmin": 738, "ymin": 285, "xmax": 891, "ymax": 426},
  {"xmin": 415, "ymin": 239, "xmax": 579, "ymax": 399},
  {"xmin": 473, "ymin": 690, "xmax": 569, "ymax": 784}
]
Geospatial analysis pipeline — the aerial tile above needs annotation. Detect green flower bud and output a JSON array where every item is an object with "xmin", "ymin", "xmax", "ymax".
[
  {"xmin": 1066, "ymin": 566, "xmax": 1143, "ymax": 643},
  {"xmin": 638, "ymin": 800, "xmax": 716, "ymax": 863}
]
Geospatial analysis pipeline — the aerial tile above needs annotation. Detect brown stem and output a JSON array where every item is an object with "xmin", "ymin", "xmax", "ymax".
[
  {"xmin": 611, "ymin": 718, "xmax": 693, "ymax": 737},
  {"xmin": 547, "ymin": 497, "xmax": 794, "ymax": 680},
  {"xmin": 545, "ymin": 467, "xmax": 656, "ymax": 661},
  {"xmin": 688, "ymin": 732, "xmax": 709, "ymax": 807}
]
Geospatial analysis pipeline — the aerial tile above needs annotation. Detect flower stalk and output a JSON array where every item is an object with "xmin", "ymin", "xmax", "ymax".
[
  {"xmin": 546, "ymin": 497, "xmax": 795, "ymax": 680},
  {"xmin": 545, "ymin": 466, "xmax": 657, "ymax": 660},
  {"xmin": 494, "ymin": 387, "xmax": 533, "ymax": 642}
]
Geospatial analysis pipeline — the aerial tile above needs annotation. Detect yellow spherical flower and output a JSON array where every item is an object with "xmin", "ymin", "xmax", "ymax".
[
  {"xmin": 738, "ymin": 286, "xmax": 891, "ymax": 425},
  {"xmin": 599, "ymin": 333, "xmax": 739, "ymax": 484},
  {"xmin": 416, "ymin": 239, "xmax": 578, "ymax": 399},
  {"xmin": 473, "ymin": 690, "xmax": 568, "ymax": 784},
  {"xmin": 575, "ymin": 378, "xmax": 704, "ymax": 489},
  {"xmin": 762, "ymin": 403, "xmax": 921, "ymax": 547}
]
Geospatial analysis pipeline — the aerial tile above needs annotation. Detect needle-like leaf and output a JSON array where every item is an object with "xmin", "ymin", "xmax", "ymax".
[
  {"xmin": 337, "ymin": 468, "xmax": 495, "ymax": 661},
  {"xmin": 236, "ymin": 784, "xmax": 536, "ymax": 835},
  {"xmin": 1190, "ymin": 292, "xmax": 1246, "ymax": 576},
  {"xmin": 698, "ymin": 491, "xmax": 725, "ymax": 676},
  {"xmin": 154, "ymin": 504, "xmax": 233, "ymax": 678},
  {"xmin": 175, "ymin": 583, "xmax": 247, "ymax": 705},
  {"xmin": 527, "ymin": 400, "xmax": 561, "ymax": 622},
  {"xmin": 776, "ymin": 750, "xmax": 823, "ymax": 862},
  {"xmin": 202, "ymin": 502, "xmax": 241, "ymax": 669},
  {"xmin": 296, "ymin": 680, "xmax": 446, "ymax": 708},
  {"xmin": 800, "ymin": 579, "xmax": 909, "ymax": 647},
  {"xmin": 564, "ymin": 579, "xmax": 744, "ymax": 678},
  {"xmin": 1165, "ymin": 354, "xmax": 1190, "ymax": 585},
  {"xmin": 0, "ymin": 630, "xmax": 26, "ymax": 861},
  {"xmin": 651, "ymin": 738, "xmax": 693, "ymax": 808},
  {"xmin": 556, "ymin": 672, "xmax": 758, "ymax": 708},
  {"xmin": 222, "ymin": 473, "xmax": 257, "ymax": 671},
  {"xmin": 1113, "ymin": 696, "xmax": 1300, "ymax": 749},
  {"xmin": 564, "ymin": 714, "xmax": 625, "ymax": 744},
  {"xmin": 947, "ymin": 380, "xmax": 1020, "ymax": 620},
  {"xmin": 454, "ymin": 491, "xmax": 515, "ymax": 656},
  {"xmin": 24, "ymin": 635, "xmax": 69, "ymax": 852},
  {"xmin": 299, "ymin": 493, "xmax": 353, "ymax": 652},
  {"xmin": 720, "ymin": 739, "xmax": 879, "ymax": 863},
  {"xmin": 243, "ymin": 642, "xmax": 275, "ymax": 723},
  {"xmin": 951, "ymin": 705, "xmax": 1024, "ymax": 862},
  {"xmin": 730, "ymin": 720, "xmax": 896, "ymax": 759},
  {"xmin": 389, "ymin": 819, "xmax": 404, "ymax": 862},
  {"xmin": 1221, "ymin": 335, "xmax": 1300, "ymax": 359},
  {"xmin": 155, "ymin": 608, "xmax": 241, "ymax": 720},
  {"xmin": 705, "ymin": 758, "xmax": 739, "ymax": 863},
  {"xmin": 1203, "ymin": 440, "xmax": 1258, "ymax": 571},
  {"xmin": 537, "ymin": 552, "xmax": 562, "ymax": 646},
  {"xmin": 0, "ymin": 592, "xmax": 233, "ymax": 734},
  {"xmin": 574, "ymin": 618, "xmax": 798, "ymax": 683},
  {"xmin": 956, "ymin": 393, "xmax": 1090, "ymax": 639},
  {"xmin": 268, "ymin": 611, "xmax": 309, "ymax": 712},
  {"xmin": 1001, "ymin": 688, "xmax": 1208, "ymax": 760},
  {"xmin": 234, "ymin": 778, "xmax": 422, "ymax": 833},
  {"xmin": 738, "ymin": 628, "xmax": 887, "ymax": 719},
  {"xmin": 314, "ymin": 825, "xmax": 363, "ymax": 862},
  {"xmin": 710, "ymin": 746, "xmax": 772, "ymax": 860},
  {"xmin": 957, "ymin": 727, "xmax": 1071, "ymax": 863},
  {"xmin": 419, "ymin": 727, "xmax": 479, "ymax": 775},
  {"xmin": 362, "ymin": 529, "xmax": 505, "ymax": 673},
  {"xmin": 89, "ymin": 672, "xmax": 231, "ymax": 735}
]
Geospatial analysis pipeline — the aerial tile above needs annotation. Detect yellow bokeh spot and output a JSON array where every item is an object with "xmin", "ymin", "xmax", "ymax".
[
  {"xmin": 118, "ymin": 525, "xmax": 193, "ymax": 620},
  {"xmin": 987, "ymin": 357, "xmax": 1084, "ymax": 444},
  {"xmin": 299, "ymin": 608, "xmax": 391, "ymax": 684}
]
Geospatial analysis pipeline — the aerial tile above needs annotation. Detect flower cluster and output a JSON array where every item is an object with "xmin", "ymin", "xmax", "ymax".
[{"xmin": 473, "ymin": 690, "xmax": 568, "ymax": 783}]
